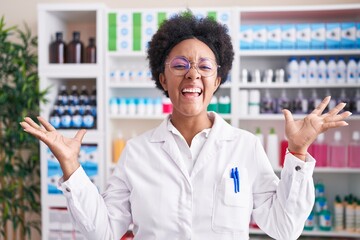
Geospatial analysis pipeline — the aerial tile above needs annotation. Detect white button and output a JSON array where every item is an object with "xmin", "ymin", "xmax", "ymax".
[{"xmin": 65, "ymin": 187, "xmax": 71, "ymax": 192}]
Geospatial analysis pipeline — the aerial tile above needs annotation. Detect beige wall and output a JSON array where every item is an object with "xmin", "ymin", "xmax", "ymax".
[{"xmin": 1, "ymin": 0, "xmax": 360, "ymax": 34}]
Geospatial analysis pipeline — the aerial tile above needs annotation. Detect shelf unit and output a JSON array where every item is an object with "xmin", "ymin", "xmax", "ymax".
[
  {"xmin": 38, "ymin": 3, "xmax": 105, "ymax": 240},
  {"xmin": 36, "ymin": 3, "xmax": 360, "ymax": 239}
]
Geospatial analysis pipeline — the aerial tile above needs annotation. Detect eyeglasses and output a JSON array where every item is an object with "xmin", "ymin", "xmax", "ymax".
[{"xmin": 165, "ymin": 56, "xmax": 220, "ymax": 77}]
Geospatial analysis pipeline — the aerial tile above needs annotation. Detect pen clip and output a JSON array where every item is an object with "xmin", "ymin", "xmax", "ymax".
[
  {"xmin": 235, "ymin": 167, "xmax": 240, "ymax": 193},
  {"xmin": 230, "ymin": 168, "xmax": 238, "ymax": 193}
]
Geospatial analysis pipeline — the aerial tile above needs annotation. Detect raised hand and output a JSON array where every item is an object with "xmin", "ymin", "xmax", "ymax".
[
  {"xmin": 282, "ymin": 96, "xmax": 352, "ymax": 159},
  {"xmin": 20, "ymin": 116, "xmax": 86, "ymax": 180}
]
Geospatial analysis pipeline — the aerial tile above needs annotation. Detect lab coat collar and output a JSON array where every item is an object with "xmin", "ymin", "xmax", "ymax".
[{"xmin": 150, "ymin": 112, "xmax": 237, "ymax": 143}]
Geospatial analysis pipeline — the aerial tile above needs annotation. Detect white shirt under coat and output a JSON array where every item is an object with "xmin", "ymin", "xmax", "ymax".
[{"xmin": 59, "ymin": 112, "xmax": 316, "ymax": 240}]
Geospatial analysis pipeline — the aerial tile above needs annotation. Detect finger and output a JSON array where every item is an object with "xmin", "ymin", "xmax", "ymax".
[
  {"xmin": 323, "ymin": 120, "xmax": 349, "ymax": 130},
  {"xmin": 74, "ymin": 129, "xmax": 87, "ymax": 142},
  {"xmin": 311, "ymin": 96, "xmax": 331, "ymax": 115},
  {"xmin": 282, "ymin": 109, "xmax": 294, "ymax": 123},
  {"xmin": 326, "ymin": 102, "xmax": 347, "ymax": 116},
  {"xmin": 20, "ymin": 121, "xmax": 48, "ymax": 142},
  {"xmin": 324, "ymin": 111, "xmax": 352, "ymax": 122},
  {"xmin": 23, "ymin": 117, "xmax": 45, "ymax": 132},
  {"xmin": 37, "ymin": 116, "xmax": 56, "ymax": 131}
]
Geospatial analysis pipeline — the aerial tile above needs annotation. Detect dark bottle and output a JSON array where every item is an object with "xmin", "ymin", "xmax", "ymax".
[
  {"xmin": 49, "ymin": 32, "xmax": 66, "ymax": 63},
  {"xmin": 49, "ymin": 106, "xmax": 61, "ymax": 129},
  {"xmin": 85, "ymin": 38, "xmax": 96, "ymax": 63},
  {"xmin": 67, "ymin": 31, "xmax": 84, "ymax": 63}
]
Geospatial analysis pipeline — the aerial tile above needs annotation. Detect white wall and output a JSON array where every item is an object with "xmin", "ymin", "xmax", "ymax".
[{"xmin": 1, "ymin": 0, "xmax": 360, "ymax": 33}]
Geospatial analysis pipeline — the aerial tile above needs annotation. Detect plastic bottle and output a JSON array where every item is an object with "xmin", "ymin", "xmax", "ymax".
[
  {"xmin": 308, "ymin": 89, "xmax": 321, "ymax": 113},
  {"xmin": 327, "ymin": 57, "xmax": 337, "ymax": 83},
  {"xmin": 69, "ymin": 85, "xmax": 79, "ymax": 106},
  {"xmin": 292, "ymin": 89, "xmax": 308, "ymax": 114},
  {"xmin": 356, "ymin": 199, "xmax": 360, "ymax": 233},
  {"xmin": 49, "ymin": 32, "xmax": 66, "ymax": 63},
  {"xmin": 255, "ymin": 127, "xmax": 264, "ymax": 147},
  {"xmin": 71, "ymin": 106, "xmax": 83, "ymax": 129},
  {"xmin": 66, "ymin": 31, "xmax": 84, "ymax": 63},
  {"xmin": 337, "ymin": 57, "xmax": 346, "ymax": 84},
  {"xmin": 276, "ymin": 89, "xmax": 290, "ymax": 113},
  {"xmin": 287, "ymin": 57, "xmax": 299, "ymax": 83},
  {"xmin": 312, "ymin": 133, "xmax": 328, "ymax": 167},
  {"xmin": 82, "ymin": 105, "xmax": 95, "ymax": 129},
  {"xmin": 304, "ymin": 211, "xmax": 315, "ymax": 231},
  {"xmin": 79, "ymin": 85, "xmax": 90, "ymax": 106},
  {"xmin": 347, "ymin": 57, "xmax": 358, "ymax": 84},
  {"xmin": 59, "ymin": 85, "xmax": 69, "ymax": 106},
  {"xmin": 298, "ymin": 57, "xmax": 308, "ymax": 83},
  {"xmin": 319, "ymin": 206, "xmax": 332, "ymax": 231},
  {"xmin": 218, "ymin": 96, "xmax": 231, "ymax": 114},
  {"xmin": 113, "ymin": 131, "xmax": 126, "ymax": 163},
  {"xmin": 353, "ymin": 89, "xmax": 360, "ymax": 114},
  {"xmin": 90, "ymin": 86, "xmax": 97, "ymax": 118},
  {"xmin": 49, "ymin": 106, "xmax": 61, "ymax": 129},
  {"xmin": 308, "ymin": 57, "xmax": 318, "ymax": 84},
  {"xmin": 334, "ymin": 195, "xmax": 344, "ymax": 231},
  {"xmin": 60, "ymin": 106, "xmax": 72, "ymax": 129},
  {"xmin": 328, "ymin": 131, "xmax": 348, "ymax": 167},
  {"xmin": 348, "ymin": 131, "xmax": 360, "ymax": 168},
  {"xmin": 266, "ymin": 127, "xmax": 279, "ymax": 169},
  {"xmin": 85, "ymin": 37, "xmax": 96, "ymax": 63},
  {"xmin": 338, "ymin": 89, "xmax": 351, "ymax": 113},
  {"xmin": 325, "ymin": 89, "xmax": 337, "ymax": 113},
  {"xmin": 317, "ymin": 57, "xmax": 327, "ymax": 84},
  {"xmin": 260, "ymin": 89, "xmax": 275, "ymax": 114},
  {"xmin": 346, "ymin": 194, "xmax": 356, "ymax": 232},
  {"xmin": 279, "ymin": 135, "xmax": 288, "ymax": 167}
]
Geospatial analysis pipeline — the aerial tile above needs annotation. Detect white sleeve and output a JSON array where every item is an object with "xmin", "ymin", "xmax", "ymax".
[
  {"xmin": 251, "ymin": 140, "xmax": 316, "ymax": 240},
  {"xmin": 58, "ymin": 153, "xmax": 131, "ymax": 240}
]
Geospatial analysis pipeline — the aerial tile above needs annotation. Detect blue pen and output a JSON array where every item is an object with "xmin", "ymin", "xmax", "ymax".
[
  {"xmin": 235, "ymin": 167, "xmax": 240, "ymax": 193},
  {"xmin": 230, "ymin": 168, "xmax": 237, "ymax": 193}
]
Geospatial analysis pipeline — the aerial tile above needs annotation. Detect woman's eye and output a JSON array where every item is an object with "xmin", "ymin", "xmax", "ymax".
[
  {"xmin": 172, "ymin": 64, "xmax": 187, "ymax": 70},
  {"xmin": 199, "ymin": 65, "xmax": 212, "ymax": 71}
]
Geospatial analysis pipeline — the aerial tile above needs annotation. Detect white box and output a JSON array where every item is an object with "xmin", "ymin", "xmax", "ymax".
[
  {"xmin": 311, "ymin": 23, "xmax": 326, "ymax": 49},
  {"xmin": 267, "ymin": 25, "xmax": 281, "ymax": 49},
  {"xmin": 281, "ymin": 24, "xmax": 296, "ymax": 49},
  {"xmin": 239, "ymin": 25, "xmax": 253, "ymax": 49},
  {"xmin": 253, "ymin": 25, "xmax": 267, "ymax": 49},
  {"xmin": 326, "ymin": 23, "xmax": 341, "ymax": 49},
  {"xmin": 341, "ymin": 22, "xmax": 356, "ymax": 49},
  {"xmin": 296, "ymin": 24, "xmax": 311, "ymax": 49}
]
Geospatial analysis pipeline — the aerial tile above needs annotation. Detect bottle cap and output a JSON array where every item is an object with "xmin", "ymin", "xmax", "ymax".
[
  {"xmin": 352, "ymin": 131, "xmax": 360, "ymax": 141},
  {"xmin": 334, "ymin": 131, "xmax": 341, "ymax": 141}
]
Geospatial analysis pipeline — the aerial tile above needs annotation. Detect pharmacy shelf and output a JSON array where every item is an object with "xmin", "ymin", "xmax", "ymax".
[
  {"xmin": 57, "ymin": 130, "xmax": 104, "ymax": 142},
  {"xmin": 108, "ymin": 82, "xmax": 157, "ymax": 88},
  {"xmin": 43, "ymin": 195, "xmax": 67, "ymax": 208},
  {"xmin": 250, "ymin": 228, "xmax": 360, "ymax": 238},
  {"xmin": 239, "ymin": 83, "xmax": 360, "ymax": 89},
  {"xmin": 239, "ymin": 49, "xmax": 360, "ymax": 57},
  {"xmin": 39, "ymin": 64, "xmax": 102, "ymax": 78}
]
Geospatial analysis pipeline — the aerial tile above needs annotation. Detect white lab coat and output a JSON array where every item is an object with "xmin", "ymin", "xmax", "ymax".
[{"xmin": 59, "ymin": 112, "xmax": 316, "ymax": 240}]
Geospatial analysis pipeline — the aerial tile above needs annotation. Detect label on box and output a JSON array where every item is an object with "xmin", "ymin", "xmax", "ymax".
[
  {"xmin": 296, "ymin": 24, "xmax": 310, "ymax": 49},
  {"xmin": 281, "ymin": 24, "xmax": 296, "ymax": 49},
  {"xmin": 240, "ymin": 25, "xmax": 253, "ymax": 49},
  {"xmin": 253, "ymin": 25, "xmax": 267, "ymax": 49},
  {"xmin": 311, "ymin": 23, "xmax": 326, "ymax": 49},
  {"xmin": 326, "ymin": 23, "xmax": 341, "ymax": 49},
  {"xmin": 341, "ymin": 22, "xmax": 356, "ymax": 49},
  {"xmin": 267, "ymin": 25, "xmax": 281, "ymax": 49}
]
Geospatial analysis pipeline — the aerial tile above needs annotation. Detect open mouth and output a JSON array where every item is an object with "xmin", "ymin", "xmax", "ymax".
[{"xmin": 181, "ymin": 88, "xmax": 203, "ymax": 97}]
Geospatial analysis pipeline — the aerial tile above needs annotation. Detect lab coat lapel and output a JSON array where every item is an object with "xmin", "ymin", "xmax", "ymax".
[
  {"xmin": 191, "ymin": 113, "xmax": 237, "ymax": 178},
  {"xmin": 150, "ymin": 117, "xmax": 192, "ymax": 185}
]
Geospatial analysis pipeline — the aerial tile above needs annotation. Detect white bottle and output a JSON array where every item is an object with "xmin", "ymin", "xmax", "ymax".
[
  {"xmin": 337, "ymin": 57, "xmax": 346, "ymax": 84},
  {"xmin": 325, "ymin": 89, "xmax": 337, "ymax": 112},
  {"xmin": 347, "ymin": 57, "xmax": 358, "ymax": 84},
  {"xmin": 317, "ymin": 57, "xmax": 327, "ymax": 84},
  {"xmin": 255, "ymin": 127, "xmax": 264, "ymax": 147},
  {"xmin": 327, "ymin": 57, "xmax": 337, "ymax": 84},
  {"xmin": 308, "ymin": 57, "xmax": 318, "ymax": 84},
  {"xmin": 287, "ymin": 57, "xmax": 299, "ymax": 83},
  {"xmin": 298, "ymin": 57, "xmax": 308, "ymax": 83},
  {"xmin": 266, "ymin": 127, "xmax": 279, "ymax": 169}
]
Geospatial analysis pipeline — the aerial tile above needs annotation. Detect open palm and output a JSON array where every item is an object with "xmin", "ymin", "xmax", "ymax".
[
  {"xmin": 20, "ymin": 116, "xmax": 86, "ymax": 179},
  {"xmin": 282, "ymin": 96, "xmax": 351, "ymax": 152}
]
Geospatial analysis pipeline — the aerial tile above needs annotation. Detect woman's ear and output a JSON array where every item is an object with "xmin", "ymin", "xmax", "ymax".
[
  {"xmin": 215, "ymin": 77, "xmax": 221, "ymax": 89},
  {"xmin": 159, "ymin": 73, "xmax": 167, "ymax": 91}
]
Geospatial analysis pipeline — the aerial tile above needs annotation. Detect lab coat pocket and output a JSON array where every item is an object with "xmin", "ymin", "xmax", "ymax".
[{"xmin": 212, "ymin": 169, "xmax": 250, "ymax": 233}]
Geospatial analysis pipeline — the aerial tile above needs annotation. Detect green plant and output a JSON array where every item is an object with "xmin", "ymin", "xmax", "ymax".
[{"xmin": 0, "ymin": 16, "xmax": 48, "ymax": 240}]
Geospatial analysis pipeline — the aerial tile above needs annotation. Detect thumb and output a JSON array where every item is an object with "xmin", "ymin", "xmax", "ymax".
[
  {"xmin": 74, "ymin": 129, "xmax": 87, "ymax": 142},
  {"xmin": 282, "ymin": 109, "xmax": 294, "ymax": 124}
]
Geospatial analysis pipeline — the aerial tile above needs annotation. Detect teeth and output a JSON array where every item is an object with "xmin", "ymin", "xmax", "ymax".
[{"xmin": 182, "ymin": 88, "xmax": 201, "ymax": 93}]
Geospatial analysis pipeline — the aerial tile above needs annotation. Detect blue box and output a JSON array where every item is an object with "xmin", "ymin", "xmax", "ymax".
[
  {"xmin": 357, "ymin": 23, "xmax": 360, "ymax": 48},
  {"xmin": 326, "ymin": 23, "xmax": 341, "ymax": 49},
  {"xmin": 341, "ymin": 22, "xmax": 356, "ymax": 49},
  {"xmin": 253, "ymin": 25, "xmax": 267, "ymax": 49},
  {"xmin": 267, "ymin": 25, "xmax": 281, "ymax": 49},
  {"xmin": 281, "ymin": 24, "xmax": 296, "ymax": 49},
  {"xmin": 311, "ymin": 23, "xmax": 326, "ymax": 49},
  {"xmin": 296, "ymin": 24, "xmax": 310, "ymax": 49},
  {"xmin": 239, "ymin": 25, "xmax": 253, "ymax": 49}
]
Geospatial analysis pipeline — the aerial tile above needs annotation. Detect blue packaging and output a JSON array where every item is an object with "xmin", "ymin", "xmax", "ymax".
[
  {"xmin": 326, "ymin": 23, "xmax": 341, "ymax": 49},
  {"xmin": 341, "ymin": 22, "xmax": 356, "ymax": 49},
  {"xmin": 47, "ymin": 148, "xmax": 62, "ymax": 194},
  {"xmin": 281, "ymin": 24, "xmax": 296, "ymax": 49},
  {"xmin": 267, "ymin": 25, "xmax": 281, "ymax": 49},
  {"xmin": 253, "ymin": 25, "xmax": 267, "ymax": 49},
  {"xmin": 296, "ymin": 24, "xmax": 311, "ymax": 49},
  {"xmin": 240, "ymin": 25, "xmax": 253, "ymax": 49},
  {"xmin": 311, "ymin": 23, "xmax": 326, "ymax": 49},
  {"xmin": 357, "ymin": 23, "xmax": 360, "ymax": 48}
]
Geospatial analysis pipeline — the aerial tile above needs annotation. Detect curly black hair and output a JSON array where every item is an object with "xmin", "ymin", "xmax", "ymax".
[{"xmin": 147, "ymin": 11, "xmax": 234, "ymax": 95}]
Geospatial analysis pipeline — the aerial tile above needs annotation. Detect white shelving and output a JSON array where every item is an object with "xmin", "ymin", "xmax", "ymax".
[
  {"xmin": 37, "ymin": 3, "xmax": 360, "ymax": 239},
  {"xmin": 38, "ymin": 3, "xmax": 106, "ymax": 240}
]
